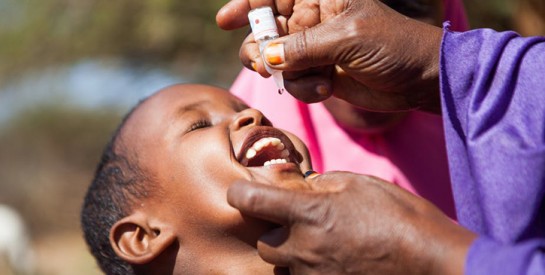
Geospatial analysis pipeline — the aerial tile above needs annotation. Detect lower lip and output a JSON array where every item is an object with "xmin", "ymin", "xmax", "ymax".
[{"xmin": 258, "ymin": 162, "xmax": 301, "ymax": 172}]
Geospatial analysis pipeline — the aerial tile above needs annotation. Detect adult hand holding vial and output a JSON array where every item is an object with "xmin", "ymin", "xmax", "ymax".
[
  {"xmin": 248, "ymin": 7, "xmax": 286, "ymax": 94},
  {"xmin": 218, "ymin": 0, "xmax": 443, "ymax": 111}
]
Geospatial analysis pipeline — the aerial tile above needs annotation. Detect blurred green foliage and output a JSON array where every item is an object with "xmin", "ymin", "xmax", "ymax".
[{"xmin": 0, "ymin": 0, "xmax": 247, "ymax": 86}]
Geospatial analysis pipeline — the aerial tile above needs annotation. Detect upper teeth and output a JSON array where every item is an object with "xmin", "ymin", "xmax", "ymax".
[{"xmin": 244, "ymin": 137, "xmax": 290, "ymax": 166}]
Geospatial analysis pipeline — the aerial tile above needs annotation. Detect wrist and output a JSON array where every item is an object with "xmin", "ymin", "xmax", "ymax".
[
  {"xmin": 427, "ymin": 221, "xmax": 477, "ymax": 275},
  {"xmin": 411, "ymin": 22, "xmax": 443, "ymax": 114},
  {"xmin": 402, "ymin": 199, "xmax": 476, "ymax": 275}
]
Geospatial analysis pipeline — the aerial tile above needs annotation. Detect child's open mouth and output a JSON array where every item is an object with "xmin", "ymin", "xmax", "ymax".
[{"xmin": 237, "ymin": 127, "xmax": 301, "ymax": 168}]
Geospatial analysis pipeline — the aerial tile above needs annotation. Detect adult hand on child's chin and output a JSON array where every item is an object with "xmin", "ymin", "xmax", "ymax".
[
  {"xmin": 217, "ymin": 0, "xmax": 443, "ymax": 112},
  {"xmin": 227, "ymin": 172, "xmax": 477, "ymax": 274}
]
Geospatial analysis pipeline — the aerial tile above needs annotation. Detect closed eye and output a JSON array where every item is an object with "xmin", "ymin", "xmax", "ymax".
[{"xmin": 188, "ymin": 119, "xmax": 212, "ymax": 132}]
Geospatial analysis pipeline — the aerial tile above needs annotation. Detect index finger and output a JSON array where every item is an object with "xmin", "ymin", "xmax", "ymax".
[
  {"xmin": 227, "ymin": 180, "xmax": 325, "ymax": 225},
  {"xmin": 216, "ymin": 0, "xmax": 252, "ymax": 30},
  {"xmin": 216, "ymin": 0, "xmax": 295, "ymax": 30}
]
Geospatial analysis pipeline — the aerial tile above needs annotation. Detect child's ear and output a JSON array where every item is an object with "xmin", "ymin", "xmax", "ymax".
[{"xmin": 110, "ymin": 212, "xmax": 176, "ymax": 265}]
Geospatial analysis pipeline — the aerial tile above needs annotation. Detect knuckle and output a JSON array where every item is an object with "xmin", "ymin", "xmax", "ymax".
[
  {"xmin": 335, "ymin": 18, "xmax": 367, "ymax": 61},
  {"xmin": 238, "ymin": 48, "xmax": 252, "ymax": 68},
  {"xmin": 317, "ymin": 203, "xmax": 336, "ymax": 232},
  {"xmin": 344, "ymin": 17, "xmax": 367, "ymax": 40},
  {"xmin": 292, "ymin": 30, "xmax": 312, "ymax": 64},
  {"xmin": 301, "ymin": 198, "xmax": 331, "ymax": 226},
  {"xmin": 241, "ymin": 187, "xmax": 262, "ymax": 212}
]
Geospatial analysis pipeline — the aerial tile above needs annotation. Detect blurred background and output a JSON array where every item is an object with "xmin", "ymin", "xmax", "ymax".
[{"xmin": 0, "ymin": 0, "xmax": 543, "ymax": 274}]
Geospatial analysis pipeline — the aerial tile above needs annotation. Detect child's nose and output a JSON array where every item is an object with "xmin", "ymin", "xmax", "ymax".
[{"xmin": 232, "ymin": 108, "xmax": 270, "ymax": 130}]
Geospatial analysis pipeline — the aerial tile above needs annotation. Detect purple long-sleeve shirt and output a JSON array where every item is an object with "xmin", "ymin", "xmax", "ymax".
[{"xmin": 440, "ymin": 24, "xmax": 545, "ymax": 274}]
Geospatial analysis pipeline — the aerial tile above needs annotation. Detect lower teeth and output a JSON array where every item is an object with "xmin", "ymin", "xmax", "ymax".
[{"xmin": 264, "ymin": 159, "xmax": 287, "ymax": 166}]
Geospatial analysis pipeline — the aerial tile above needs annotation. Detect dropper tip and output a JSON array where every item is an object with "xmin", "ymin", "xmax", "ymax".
[{"xmin": 272, "ymin": 71, "xmax": 285, "ymax": 94}]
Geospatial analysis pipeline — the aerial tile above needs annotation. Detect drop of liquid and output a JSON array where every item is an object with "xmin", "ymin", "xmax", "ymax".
[{"xmin": 278, "ymin": 88, "xmax": 284, "ymax": 95}]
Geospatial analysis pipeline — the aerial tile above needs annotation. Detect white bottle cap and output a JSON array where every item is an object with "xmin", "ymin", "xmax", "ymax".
[{"xmin": 248, "ymin": 7, "xmax": 278, "ymax": 41}]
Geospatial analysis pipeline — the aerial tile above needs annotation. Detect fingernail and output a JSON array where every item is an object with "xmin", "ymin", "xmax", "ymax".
[
  {"xmin": 251, "ymin": 61, "xmax": 257, "ymax": 71},
  {"xmin": 264, "ymin": 43, "xmax": 285, "ymax": 65},
  {"xmin": 316, "ymin": 85, "xmax": 329, "ymax": 96},
  {"xmin": 304, "ymin": 170, "xmax": 320, "ymax": 179}
]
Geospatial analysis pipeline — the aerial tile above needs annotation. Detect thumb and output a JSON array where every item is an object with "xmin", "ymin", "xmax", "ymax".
[
  {"xmin": 227, "ymin": 180, "xmax": 327, "ymax": 225},
  {"xmin": 305, "ymin": 171, "xmax": 352, "ymax": 192},
  {"xmin": 263, "ymin": 17, "xmax": 350, "ymax": 71}
]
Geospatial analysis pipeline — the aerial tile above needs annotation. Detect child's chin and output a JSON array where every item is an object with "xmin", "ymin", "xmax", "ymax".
[{"xmin": 246, "ymin": 165, "xmax": 307, "ymax": 189}]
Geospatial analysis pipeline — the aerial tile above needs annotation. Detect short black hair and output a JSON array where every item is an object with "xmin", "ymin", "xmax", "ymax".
[{"xmin": 81, "ymin": 99, "xmax": 153, "ymax": 275}]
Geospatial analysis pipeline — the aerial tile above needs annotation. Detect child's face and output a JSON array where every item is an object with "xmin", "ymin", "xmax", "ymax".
[{"xmin": 117, "ymin": 84, "xmax": 311, "ymax": 273}]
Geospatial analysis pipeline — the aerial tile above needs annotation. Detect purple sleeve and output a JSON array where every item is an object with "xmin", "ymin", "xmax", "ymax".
[
  {"xmin": 468, "ymin": 237, "xmax": 545, "ymax": 275},
  {"xmin": 439, "ymin": 23, "xmax": 545, "ymax": 274}
]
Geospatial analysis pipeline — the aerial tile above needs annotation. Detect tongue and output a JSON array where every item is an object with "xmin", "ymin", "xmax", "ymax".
[{"xmin": 247, "ymin": 146, "xmax": 283, "ymax": 167}]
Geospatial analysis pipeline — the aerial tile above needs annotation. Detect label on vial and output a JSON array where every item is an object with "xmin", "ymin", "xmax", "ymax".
[{"xmin": 248, "ymin": 7, "xmax": 278, "ymax": 41}]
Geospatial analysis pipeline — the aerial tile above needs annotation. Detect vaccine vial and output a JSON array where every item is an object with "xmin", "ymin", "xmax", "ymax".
[{"xmin": 248, "ymin": 7, "xmax": 285, "ymax": 94}]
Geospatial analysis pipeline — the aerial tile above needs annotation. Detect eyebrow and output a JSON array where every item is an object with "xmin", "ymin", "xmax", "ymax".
[
  {"xmin": 175, "ymin": 100, "xmax": 208, "ymax": 117},
  {"xmin": 174, "ymin": 97, "xmax": 249, "ymax": 119}
]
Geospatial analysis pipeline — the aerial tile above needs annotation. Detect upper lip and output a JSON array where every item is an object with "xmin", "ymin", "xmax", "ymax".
[{"xmin": 236, "ymin": 126, "xmax": 301, "ymax": 167}]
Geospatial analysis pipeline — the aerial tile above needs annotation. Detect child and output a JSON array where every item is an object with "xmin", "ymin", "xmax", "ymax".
[{"xmin": 81, "ymin": 84, "xmax": 313, "ymax": 274}]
